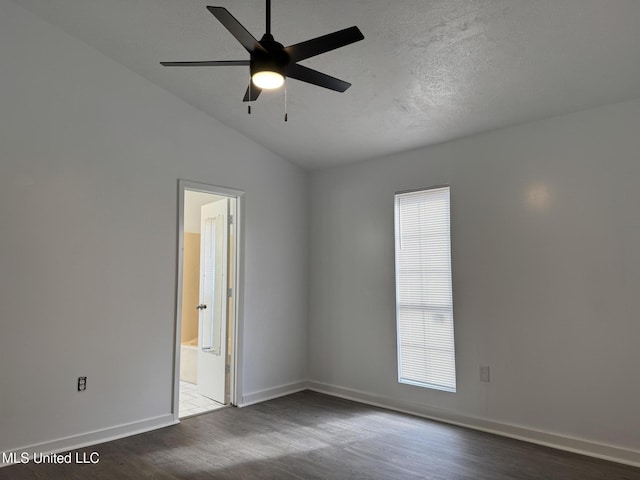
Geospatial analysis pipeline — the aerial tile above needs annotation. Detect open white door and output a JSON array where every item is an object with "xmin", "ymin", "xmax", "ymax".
[{"xmin": 196, "ymin": 198, "xmax": 229, "ymax": 403}]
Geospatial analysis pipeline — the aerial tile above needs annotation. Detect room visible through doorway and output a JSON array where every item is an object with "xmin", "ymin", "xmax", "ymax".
[{"xmin": 174, "ymin": 181, "xmax": 241, "ymax": 418}]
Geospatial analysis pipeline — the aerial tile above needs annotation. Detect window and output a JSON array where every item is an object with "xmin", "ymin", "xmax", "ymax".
[{"xmin": 394, "ymin": 186, "xmax": 456, "ymax": 392}]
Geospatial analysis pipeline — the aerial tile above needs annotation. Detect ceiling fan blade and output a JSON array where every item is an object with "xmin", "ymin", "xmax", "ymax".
[
  {"xmin": 160, "ymin": 60, "xmax": 250, "ymax": 67},
  {"xmin": 243, "ymin": 83, "xmax": 263, "ymax": 102},
  {"xmin": 286, "ymin": 64, "xmax": 351, "ymax": 92},
  {"xmin": 207, "ymin": 7, "xmax": 267, "ymax": 55},
  {"xmin": 285, "ymin": 26, "xmax": 364, "ymax": 63}
]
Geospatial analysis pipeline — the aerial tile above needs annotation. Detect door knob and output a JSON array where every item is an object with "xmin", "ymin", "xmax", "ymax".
[{"xmin": 196, "ymin": 304, "xmax": 207, "ymax": 310}]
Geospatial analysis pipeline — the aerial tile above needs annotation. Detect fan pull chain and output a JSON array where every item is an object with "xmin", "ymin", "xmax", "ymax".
[
  {"xmin": 284, "ymin": 80, "xmax": 288, "ymax": 122},
  {"xmin": 248, "ymin": 73, "xmax": 252, "ymax": 114}
]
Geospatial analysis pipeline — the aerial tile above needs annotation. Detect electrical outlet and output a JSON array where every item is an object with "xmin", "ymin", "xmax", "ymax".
[
  {"xmin": 480, "ymin": 366, "xmax": 490, "ymax": 382},
  {"xmin": 78, "ymin": 376, "xmax": 87, "ymax": 391}
]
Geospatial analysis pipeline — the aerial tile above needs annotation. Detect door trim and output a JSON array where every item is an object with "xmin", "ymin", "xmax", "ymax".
[{"xmin": 173, "ymin": 179, "xmax": 245, "ymax": 421}]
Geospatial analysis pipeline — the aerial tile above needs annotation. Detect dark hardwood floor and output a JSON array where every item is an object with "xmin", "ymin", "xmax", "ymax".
[{"xmin": 2, "ymin": 391, "xmax": 639, "ymax": 479}]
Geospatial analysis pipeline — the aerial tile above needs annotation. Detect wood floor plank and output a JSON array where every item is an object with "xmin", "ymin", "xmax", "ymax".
[{"xmin": 1, "ymin": 391, "xmax": 639, "ymax": 479}]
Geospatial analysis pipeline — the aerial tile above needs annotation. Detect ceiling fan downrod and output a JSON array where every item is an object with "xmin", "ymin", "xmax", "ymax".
[{"xmin": 266, "ymin": 0, "xmax": 271, "ymax": 36}]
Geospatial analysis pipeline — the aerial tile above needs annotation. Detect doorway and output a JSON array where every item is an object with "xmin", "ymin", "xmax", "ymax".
[{"xmin": 174, "ymin": 180, "xmax": 242, "ymax": 419}]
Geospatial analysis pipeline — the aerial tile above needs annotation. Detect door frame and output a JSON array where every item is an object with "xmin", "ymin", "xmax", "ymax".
[{"xmin": 173, "ymin": 179, "xmax": 245, "ymax": 421}]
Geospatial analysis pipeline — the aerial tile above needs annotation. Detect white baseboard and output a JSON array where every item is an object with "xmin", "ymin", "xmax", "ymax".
[
  {"xmin": 308, "ymin": 381, "xmax": 640, "ymax": 468},
  {"xmin": 1, "ymin": 414, "xmax": 177, "ymax": 468},
  {"xmin": 238, "ymin": 380, "xmax": 309, "ymax": 407}
]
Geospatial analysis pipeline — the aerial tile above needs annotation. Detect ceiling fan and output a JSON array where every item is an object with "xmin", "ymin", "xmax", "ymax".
[{"xmin": 160, "ymin": 1, "xmax": 364, "ymax": 103}]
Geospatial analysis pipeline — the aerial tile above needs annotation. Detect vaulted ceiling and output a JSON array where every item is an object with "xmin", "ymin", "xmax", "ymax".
[{"xmin": 11, "ymin": 0, "xmax": 640, "ymax": 169}]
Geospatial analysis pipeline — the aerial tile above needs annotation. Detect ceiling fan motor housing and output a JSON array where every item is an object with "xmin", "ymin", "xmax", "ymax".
[{"xmin": 251, "ymin": 34, "xmax": 289, "ymax": 78}]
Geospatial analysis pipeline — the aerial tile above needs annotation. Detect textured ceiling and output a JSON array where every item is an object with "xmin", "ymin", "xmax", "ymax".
[{"xmin": 11, "ymin": 0, "xmax": 640, "ymax": 169}]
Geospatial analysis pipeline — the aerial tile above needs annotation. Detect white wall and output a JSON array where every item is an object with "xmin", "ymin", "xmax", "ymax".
[
  {"xmin": 0, "ymin": 0, "xmax": 308, "ymax": 454},
  {"xmin": 309, "ymin": 97, "xmax": 640, "ymax": 460}
]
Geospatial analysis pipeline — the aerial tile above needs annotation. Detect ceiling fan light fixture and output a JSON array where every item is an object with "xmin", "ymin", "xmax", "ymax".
[{"xmin": 252, "ymin": 70, "xmax": 285, "ymax": 89}]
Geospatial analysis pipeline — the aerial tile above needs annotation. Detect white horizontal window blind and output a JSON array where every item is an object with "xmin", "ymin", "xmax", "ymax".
[{"xmin": 394, "ymin": 186, "xmax": 456, "ymax": 392}]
